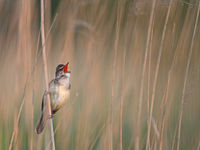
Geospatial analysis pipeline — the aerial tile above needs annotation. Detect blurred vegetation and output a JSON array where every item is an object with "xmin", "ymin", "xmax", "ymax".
[{"xmin": 0, "ymin": 0, "xmax": 200, "ymax": 150}]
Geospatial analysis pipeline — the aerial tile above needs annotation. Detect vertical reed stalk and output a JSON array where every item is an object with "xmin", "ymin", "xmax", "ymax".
[
  {"xmin": 134, "ymin": 0, "xmax": 156, "ymax": 150},
  {"xmin": 40, "ymin": 0, "xmax": 55, "ymax": 150},
  {"xmin": 120, "ymin": 48, "xmax": 126, "ymax": 150},
  {"xmin": 176, "ymin": 2, "xmax": 200, "ymax": 150},
  {"xmin": 147, "ymin": 22, "xmax": 153, "ymax": 121},
  {"xmin": 146, "ymin": 18, "xmax": 154, "ymax": 150},
  {"xmin": 146, "ymin": 0, "xmax": 172, "ymax": 149},
  {"xmin": 30, "ymin": 90, "xmax": 34, "ymax": 150},
  {"xmin": 109, "ymin": 1, "xmax": 122, "ymax": 149}
]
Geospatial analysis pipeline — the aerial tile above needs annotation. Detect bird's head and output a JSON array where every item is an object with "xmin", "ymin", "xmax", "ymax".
[{"xmin": 55, "ymin": 62, "xmax": 71, "ymax": 79}]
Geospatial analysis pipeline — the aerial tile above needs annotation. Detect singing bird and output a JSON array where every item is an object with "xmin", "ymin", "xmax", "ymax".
[{"xmin": 36, "ymin": 62, "xmax": 71, "ymax": 134}]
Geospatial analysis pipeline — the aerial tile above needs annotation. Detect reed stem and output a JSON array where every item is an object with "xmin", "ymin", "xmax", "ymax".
[
  {"xmin": 40, "ymin": 0, "xmax": 55, "ymax": 149},
  {"xmin": 120, "ymin": 48, "xmax": 126, "ymax": 150}
]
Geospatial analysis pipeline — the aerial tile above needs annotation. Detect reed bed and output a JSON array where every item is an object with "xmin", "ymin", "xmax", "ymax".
[{"xmin": 0, "ymin": 0, "xmax": 200, "ymax": 150}]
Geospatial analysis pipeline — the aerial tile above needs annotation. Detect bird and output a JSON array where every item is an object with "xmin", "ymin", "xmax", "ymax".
[{"xmin": 36, "ymin": 62, "xmax": 71, "ymax": 134}]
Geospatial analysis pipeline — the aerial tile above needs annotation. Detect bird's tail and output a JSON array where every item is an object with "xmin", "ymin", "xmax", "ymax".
[{"xmin": 36, "ymin": 113, "xmax": 46, "ymax": 134}]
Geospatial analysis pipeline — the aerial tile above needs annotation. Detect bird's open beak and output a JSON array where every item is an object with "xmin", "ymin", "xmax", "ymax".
[
  {"xmin": 62, "ymin": 62, "xmax": 70, "ymax": 73},
  {"xmin": 66, "ymin": 62, "xmax": 71, "ymax": 73}
]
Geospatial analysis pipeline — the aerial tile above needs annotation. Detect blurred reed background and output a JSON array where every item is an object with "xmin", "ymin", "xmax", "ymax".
[{"xmin": 0, "ymin": 0, "xmax": 200, "ymax": 149}]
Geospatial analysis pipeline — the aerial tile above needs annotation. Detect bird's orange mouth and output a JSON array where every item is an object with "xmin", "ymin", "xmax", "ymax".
[{"xmin": 62, "ymin": 62, "xmax": 69, "ymax": 73}]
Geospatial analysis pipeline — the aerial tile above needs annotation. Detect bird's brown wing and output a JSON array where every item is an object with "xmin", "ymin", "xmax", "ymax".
[
  {"xmin": 49, "ymin": 79, "xmax": 59, "ymax": 109},
  {"xmin": 37, "ymin": 90, "xmax": 51, "ymax": 134},
  {"xmin": 41, "ymin": 91, "xmax": 47, "ymax": 111},
  {"xmin": 41, "ymin": 79, "xmax": 58, "ymax": 111}
]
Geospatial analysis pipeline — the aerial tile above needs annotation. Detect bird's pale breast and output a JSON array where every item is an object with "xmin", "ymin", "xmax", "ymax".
[{"xmin": 49, "ymin": 81, "xmax": 70, "ymax": 112}]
